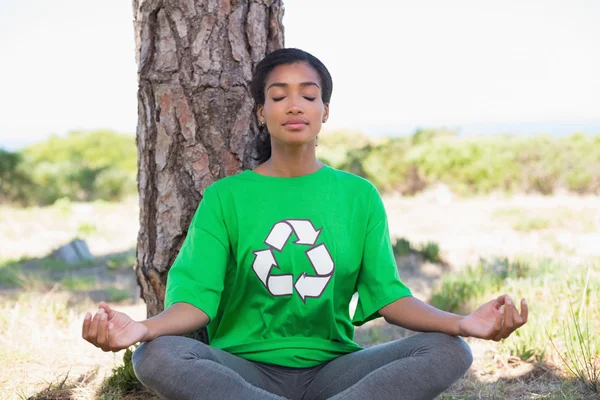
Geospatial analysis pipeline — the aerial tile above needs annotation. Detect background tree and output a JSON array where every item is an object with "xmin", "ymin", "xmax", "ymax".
[{"xmin": 132, "ymin": 0, "xmax": 284, "ymax": 337}]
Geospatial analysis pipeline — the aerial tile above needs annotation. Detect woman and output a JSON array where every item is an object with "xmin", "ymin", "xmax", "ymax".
[{"xmin": 82, "ymin": 48, "xmax": 527, "ymax": 400}]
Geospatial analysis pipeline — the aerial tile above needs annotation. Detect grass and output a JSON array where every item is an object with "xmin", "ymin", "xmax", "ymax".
[
  {"xmin": 430, "ymin": 258, "xmax": 600, "ymax": 397},
  {"xmin": 0, "ymin": 290, "xmax": 143, "ymax": 399},
  {"xmin": 549, "ymin": 268, "xmax": 600, "ymax": 393},
  {"xmin": 107, "ymin": 252, "xmax": 136, "ymax": 271},
  {"xmin": 60, "ymin": 276, "xmax": 96, "ymax": 291},
  {"xmin": 513, "ymin": 216, "xmax": 551, "ymax": 231},
  {"xmin": 105, "ymin": 287, "xmax": 133, "ymax": 302},
  {"xmin": 430, "ymin": 257, "xmax": 535, "ymax": 314},
  {"xmin": 392, "ymin": 237, "xmax": 443, "ymax": 264},
  {"xmin": 494, "ymin": 206, "xmax": 598, "ymax": 233},
  {"xmin": 99, "ymin": 347, "xmax": 145, "ymax": 398}
]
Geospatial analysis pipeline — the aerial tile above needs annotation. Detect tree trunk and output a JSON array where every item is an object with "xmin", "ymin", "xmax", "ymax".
[{"xmin": 132, "ymin": 0, "xmax": 284, "ymax": 331}]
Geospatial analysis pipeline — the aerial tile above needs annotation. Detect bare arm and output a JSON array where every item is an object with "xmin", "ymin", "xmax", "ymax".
[
  {"xmin": 83, "ymin": 301, "xmax": 210, "ymax": 352},
  {"xmin": 379, "ymin": 294, "xmax": 528, "ymax": 340},
  {"xmin": 379, "ymin": 296, "xmax": 463, "ymax": 336},
  {"xmin": 141, "ymin": 302, "xmax": 210, "ymax": 341}
]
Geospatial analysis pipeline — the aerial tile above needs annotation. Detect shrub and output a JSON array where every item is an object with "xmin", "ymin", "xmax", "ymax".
[
  {"xmin": 317, "ymin": 131, "xmax": 600, "ymax": 196},
  {"xmin": 100, "ymin": 346, "xmax": 144, "ymax": 396},
  {"xmin": 2, "ymin": 130, "xmax": 137, "ymax": 205}
]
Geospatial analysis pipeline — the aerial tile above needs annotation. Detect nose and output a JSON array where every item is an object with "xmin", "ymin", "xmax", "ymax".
[{"xmin": 286, "ymin": 95, "xmax": 304, "ymax": 115}]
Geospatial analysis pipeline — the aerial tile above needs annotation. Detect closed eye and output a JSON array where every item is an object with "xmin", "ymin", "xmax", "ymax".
[{"xmin": 271, "ymin": 96, "xmax": 316, "ymax": 102}]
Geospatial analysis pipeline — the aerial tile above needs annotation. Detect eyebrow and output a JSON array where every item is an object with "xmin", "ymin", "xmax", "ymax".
[{"xmin": 266, "ymin": 82, "xmax": 320, "ymax": 91}]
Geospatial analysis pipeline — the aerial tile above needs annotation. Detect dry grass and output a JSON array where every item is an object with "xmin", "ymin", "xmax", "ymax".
[
  {"xmin": 1, "ymin": 191, "xmax": 599, "ymax": 399},
  {"xmin": 0, "ymin": 290, "xmax": 146, "ymax": 400}
]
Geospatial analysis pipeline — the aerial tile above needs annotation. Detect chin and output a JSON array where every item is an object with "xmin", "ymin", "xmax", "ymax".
[{"xmin": 273, "ymin": 134, "xmax": 315, "ymax": 146}]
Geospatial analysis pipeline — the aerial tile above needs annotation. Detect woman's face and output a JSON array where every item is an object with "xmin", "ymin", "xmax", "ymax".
[{"xmin": 257, "ymin": 62, "xmax": 329, "ymax": 148}]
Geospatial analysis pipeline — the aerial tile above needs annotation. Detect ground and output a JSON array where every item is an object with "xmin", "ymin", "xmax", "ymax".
[{"xmin": 0, "ymin": 188, "xmax": 598, "ymax": 399}]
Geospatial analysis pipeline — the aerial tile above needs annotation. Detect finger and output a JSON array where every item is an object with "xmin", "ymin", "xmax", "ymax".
[
  {"xmin": 82, "ymin": 312, "xmax": 92, "ymax": 341},
  {"xmin": 88, "ymin": 309, "xmax": 105, "ymax": 347},
  {"xmin": 496, "ymin": 294, "xmax": 508, "ymax": 303},
  {"xmin": 98, "ymin": 302, "xmax": 115, "ymax": 319},
  {"xmin": 97, "ymin": 312, "xmax": 108, "ymax": 351},
  {"xmin": 501, "ymin": 296, "xmax": 515, "ymax": 338},
  {"xmin": 488, "ymin": 298, "xmax": 501, "ymax": 311},
  {"xmin": 520, "ymin": 298, "xmax": 528, "ymax": 324},
  {"xmin": 511, "ymin": 298, "xmax": 524, "ymax": 326},
  {"xmin": 491, "ymin": 306, "xmax": 505, "ymax": 341},
  {"xmin": 107, "ymin": 322, "xmax": 119, "ymax": 352},
  {"xmin": 104, "ymin": 321, "xmax": 114, "ymax": 352}
]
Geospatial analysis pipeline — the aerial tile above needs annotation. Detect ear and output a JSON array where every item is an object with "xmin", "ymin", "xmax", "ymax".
[
  {"xmin": 257, "ymin": 104, "xmax": 265, "ymax": 125},
  {"xmin": 323, "ymin": 104, "xmax": 330, "ymax": 123}
]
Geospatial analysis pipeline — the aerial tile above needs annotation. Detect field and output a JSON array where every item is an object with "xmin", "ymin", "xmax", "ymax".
[{"xmin": 1, "ymin": 189, "xmax": 599, "ymax": 399}]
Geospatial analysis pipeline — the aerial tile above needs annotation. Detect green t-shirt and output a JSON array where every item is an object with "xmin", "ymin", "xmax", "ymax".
[{"xmin": 164, "ymin": 164, "xmax": 412, "ymax": 368}]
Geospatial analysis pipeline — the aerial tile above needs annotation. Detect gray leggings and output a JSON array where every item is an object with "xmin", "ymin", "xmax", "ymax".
[{"xmin": 132, "ymin": 332, "xmax": 472, "ymax": 400}]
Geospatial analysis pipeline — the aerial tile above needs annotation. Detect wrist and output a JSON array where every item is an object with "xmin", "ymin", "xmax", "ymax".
[
  {"xmin": 455, "ymin": 315, "xmax": 467, "ymax": 337},
  {"xmin": 140, "ymin": 320, "xmax": 156, "ymax": 342}
]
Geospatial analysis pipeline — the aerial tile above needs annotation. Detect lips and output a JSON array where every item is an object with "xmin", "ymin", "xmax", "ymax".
[{"xmin": 283, "ymin": 118, "xmax": 308, "ymax": 130}]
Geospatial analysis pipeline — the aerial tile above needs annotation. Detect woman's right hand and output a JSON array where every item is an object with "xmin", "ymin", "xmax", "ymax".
[{"xmin": 82, "ymin": 302, "xmax": 149, "ymax": 352}]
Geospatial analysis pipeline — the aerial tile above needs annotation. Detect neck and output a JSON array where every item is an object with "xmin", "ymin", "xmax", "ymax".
[{"xmin": 262, "ymin": 140, "xmax": 322, "ymax": 177}]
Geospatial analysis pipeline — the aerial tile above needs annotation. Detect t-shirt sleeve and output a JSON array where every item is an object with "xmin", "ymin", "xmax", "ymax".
[
  {"xmin": 164, "ymin": 184, "xmax": 230, "ymax": 322},
  {"xmin": 352, "ymin": 186, "xmax": 412, "ymax": 326}
]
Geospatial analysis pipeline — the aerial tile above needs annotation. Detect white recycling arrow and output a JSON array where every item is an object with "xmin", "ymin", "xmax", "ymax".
[
  {"xmin": 265, "ymin": 222, "xmax": 293, "ymax": 251},
  {"xmin": 306, "ymin": 244, "xmax": 334, "ymax": 275},
  {"xmin": 252, "ymin": 249, "xmax": 276, "ymax": 286},
  {"xmin": 295, "ymin": 273, "xmax": 331, "ymax": 302},
  {"xmin": 287, "ymin": 220, "xmax": 322, "ymax": 245},
  {"xmin": 268, "ymin": 274, "xmax": 294, "ymax": 296},
  {"xmin": 252, "ymin": 249, "xmax": 293, "ymax": 296},
  {"xmin": 253, "ymin": 218, "xmax": 334, "ymax": 301}
]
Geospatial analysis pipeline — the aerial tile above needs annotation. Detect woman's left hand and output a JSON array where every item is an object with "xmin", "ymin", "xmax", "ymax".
[{"xmin": 458, "ymin": 294, "xmax": 528, "ymax": 340}]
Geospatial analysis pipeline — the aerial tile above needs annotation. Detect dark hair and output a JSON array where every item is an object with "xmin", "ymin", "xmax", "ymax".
[
  {"xmin": 250, "ymin": 48, "xmax": 333, "ymax": 164},
  {"xmin": 251, "ymin": 48, "xmax": 333, "ymax": 106}
]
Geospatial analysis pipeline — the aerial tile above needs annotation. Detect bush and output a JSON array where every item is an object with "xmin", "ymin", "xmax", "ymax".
[
  {"xmin": 317, "ymin": 131, "xmax": 600, "ymax": 196},
  {"xmin": 392, "ymin": 238, "xmax": 443, "ymax": 265},
  {"xmin": 419, "ymin": 242, "xmax": 440, "ymax": 263},
  {"xmin": 0, "ymin": 149, "xmax": 34, "ymax": 205},
  {"xmin": 1, "ymin": 130, "xmax": 137, "ymax": 205}
]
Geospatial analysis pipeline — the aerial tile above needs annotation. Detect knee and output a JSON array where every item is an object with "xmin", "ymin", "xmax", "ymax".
[
  {"xmin": 429, "ymin": 332, "xmax": 473, "ymax": 372},
  {"xmin": 132, "ymin": 340, "xmax": 159, "ymax": 385},
  {"xmin": 132, "ymin": 335, "xmax": 213, "ymax": 385},
  {"xmin": 438, "ymin": 333, "xmax": 473, "ymax": 374},
  {"xmin": 132, "ymin": 336, "xmax": 181, "ymax": 385}
]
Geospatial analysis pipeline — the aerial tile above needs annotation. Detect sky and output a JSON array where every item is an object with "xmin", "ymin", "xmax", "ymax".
[{"xmin": 0, "ymin": 0, "xmax": 599, "ymax": 151}]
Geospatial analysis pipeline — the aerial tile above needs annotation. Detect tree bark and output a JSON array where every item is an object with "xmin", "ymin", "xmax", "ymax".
[{"xmin": 132, "ymin": 0, "xmax": 284, "ymax": 329}]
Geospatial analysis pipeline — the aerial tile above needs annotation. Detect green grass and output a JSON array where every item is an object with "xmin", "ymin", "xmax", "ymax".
[
  {"xmin": 59, "ymin": 276, "xmax": 96, "ymax": 291},
  {"xmin": 0, "ymin": 257, "xmax": 97, "ymax": 288},
  {"xmin": 105, "ymin": 287, "xmax": 132, "ymax": 302},
  {"xmin": 549, "ymin": 268, "xmax": 600, "ymax": 393},
  {"xmin": 107, "ymin": 252, "xmax": 136, "ymax": 270},
  {"xmin": 0, "ymin": 263, "xmax": 24, "ymax": 286},
  {"xmin": 430, "ymin": 257, "xmax": 535, "ymax": 313},
  {"xmin": 76, "ymin": 222, "xmax": 98, "ymax": 237},
  {"xmin": 430, "ymin": 258, "xmax": 600, "ymax": 397},
  {"xmin": 392, "ymin": 237, "xmax": 442, "ymax": 264},
  {"xmin": 100, "ymin": 346, "xmax": 144, "ymax": 398},
  {"xmin": 513, "ymin": 216, "xmax": 551, "ymax": 231},
  {"xmin": 494, "ymin": 207, "xmax": 597, "ymax": 233}
]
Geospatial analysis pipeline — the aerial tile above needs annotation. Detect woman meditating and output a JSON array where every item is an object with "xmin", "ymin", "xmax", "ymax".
[{"xmin": 82, "ymin": 48, "xmax": 527, "ymax": 400}]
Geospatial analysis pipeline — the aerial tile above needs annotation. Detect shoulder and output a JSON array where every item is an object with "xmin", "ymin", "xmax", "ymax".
[
  {"xmin": 328, "ymin": 166, "xmax": 379, "ymax": 195},
  {"xmin": 203, "ymin": 171, "xmax": 251, "ymax": 195}
]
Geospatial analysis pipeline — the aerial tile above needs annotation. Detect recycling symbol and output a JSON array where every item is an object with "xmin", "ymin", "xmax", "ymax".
[{"xmin": 252, "ymin": 219, "xmax": 334, "ymax": 302}]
